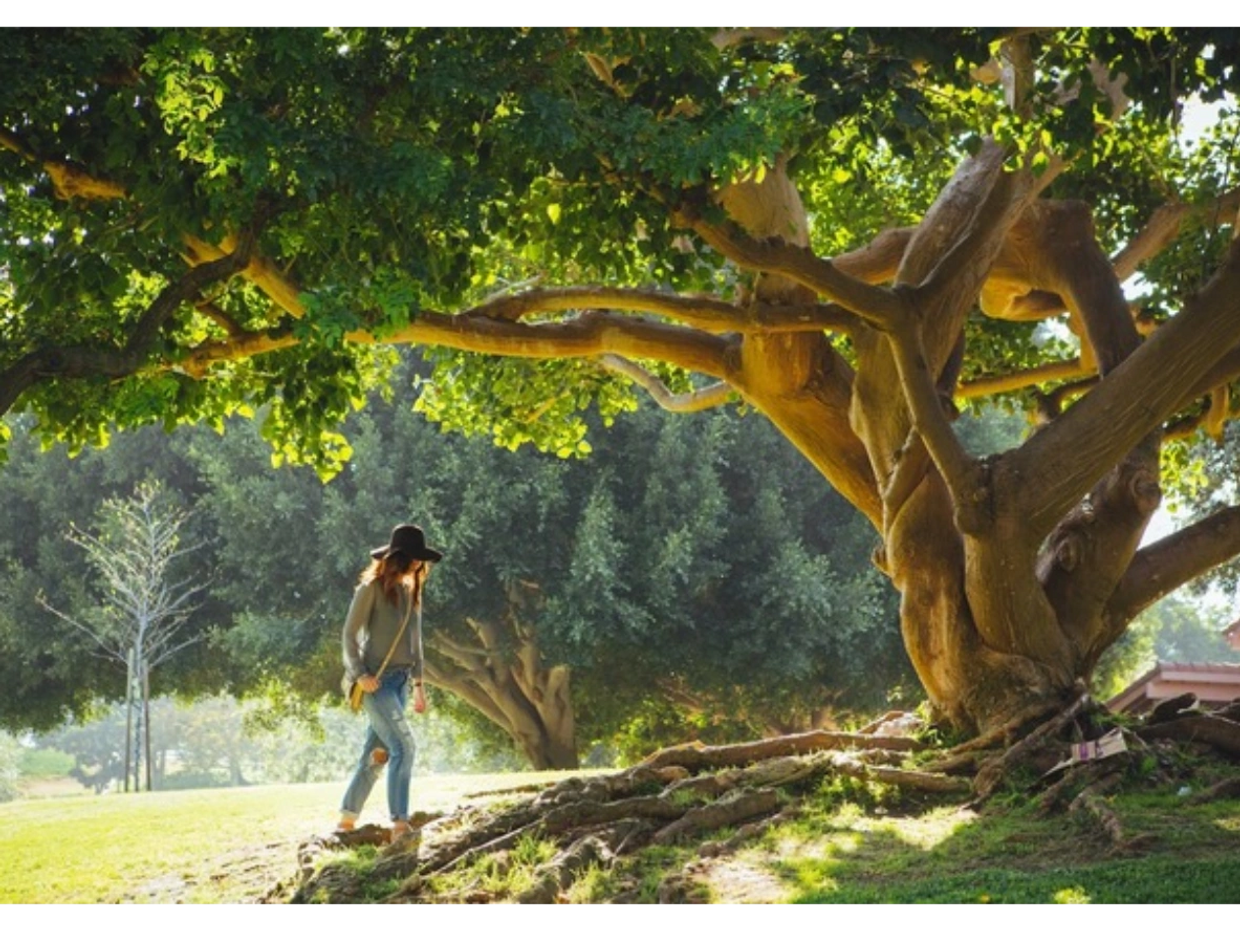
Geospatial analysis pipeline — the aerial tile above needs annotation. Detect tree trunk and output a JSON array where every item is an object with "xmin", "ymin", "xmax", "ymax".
[
  {"xmin": 708, "ymin": 149, "xmax": 1204, "ymax": 734},
  {"xmin": 142, "ymin": 662, "xmax": 152, "ymax": 791},
  {"xmin": 427, "ymin": 613, "xmax": 579, "ymax": 770},
  {"xmin": 124, "ymin": 647, "xmax": 135, "ymax": 793}
]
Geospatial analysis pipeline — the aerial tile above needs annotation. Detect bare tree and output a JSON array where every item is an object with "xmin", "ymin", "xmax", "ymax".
[{"xmin": 40, "ymin": 481, "xmax": 209, "ymax": 791}]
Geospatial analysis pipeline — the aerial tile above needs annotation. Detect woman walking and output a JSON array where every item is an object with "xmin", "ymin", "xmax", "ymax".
[{"xmin": 338, "ymin": 523, "xmax": 442, "ymax": 840}]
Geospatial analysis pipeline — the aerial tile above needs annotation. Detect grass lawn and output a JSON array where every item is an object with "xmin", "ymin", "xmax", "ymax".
[
  {"xmin": 0, "ymin": 771, "xmax": 581, "ymax": 903},
  {"xmin": 4, "ymin": 768, "xmax": 1239, "ymax": 904}
]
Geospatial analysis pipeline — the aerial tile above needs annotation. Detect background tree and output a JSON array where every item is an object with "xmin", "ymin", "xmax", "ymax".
[
  {"xmin": 0, "ymin": 362, "xmax": 908, "ymax": 765},
  {"xmin": 40, "ymin": 481, "xmax": 209, "ymax": 789},
  {"xmin": 0, "ymin": 733, "xmax": 20, "ymax": 802},
  {"xmin": 196, "ymin": 366, "xmax": 907, "ymax": 767},
  {"xmin": 1093, "ymin": 595, "xmax": 1239, "ymax": 699},
  {"xmin": 5, "ymin": 27, "xmax": 1240, "ymax": 736},
  {"xmin": 0, "ymin": 416, "xmax": 237, "ymax": 732}
]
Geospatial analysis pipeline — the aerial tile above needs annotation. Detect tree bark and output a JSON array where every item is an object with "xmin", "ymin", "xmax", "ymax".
[{"xmin": 426, "ymin": 613, "xmax": 579, "ymax": 770}]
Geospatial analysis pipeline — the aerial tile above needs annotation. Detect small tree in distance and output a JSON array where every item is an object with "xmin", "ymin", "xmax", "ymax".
[{"xmin": 40, "ymin": 481, "xmax": 209, "ymax": 791}]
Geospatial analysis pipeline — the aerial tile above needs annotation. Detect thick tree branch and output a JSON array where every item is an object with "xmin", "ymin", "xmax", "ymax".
[
  {"xmin": 429, "ymin": 629, "xmax": 495, "ymax": 671},
  {"xmin": 915, "ymin": 161, "xmax": 1030, "ymax": 311},
  {"xmin": 999, "ymin": 237, "xmax": 1240, "ymax": 537},
  {"xmin": 1112, "ymin": 187, "xmax": 1240, "ymax": 282},
  {"xmin": 672, "ymin": 203, "xmax": 908, "ymax": 328},
  {"xmin": 0, "ymin": 126, "xmax": 127, "ymax": 201},
  {"xmin": 0, "ymin": 245, "xmax": 252, "ymax": 419},
  {"xmin": 423, "ymin": 660, "xmax": 511, "ymax": 730},
  {"xmin": 957, "ymin": 358, "xmax": 1090, "ymax": 400},
  {"xmin": 1108, "ymin": 506, "xmax": 1240, "ymax": 623},
  {"xmin": 887, "ymin": 324, "xmax": 976, "ymax": 513},
  {"xmin": 899, "ymin": 141, "xmax": 1035, "ymax": 375},
  {"xmin": 597, "ymin": 355, "xmax": 732, "ymax": 413},
  {"xmin": 1000, "ymin": 35, "xmax": 1035, "ymax": 117},
  {"xmin": 180, "ymin": 308, "xmax": 733, "ymax": 382},
  {"xmin": 463, "ymin": 285, "xmax": 857, "ymax": 334},
  {"xmin": 1046, "ymin": 202, "xmax": 1142, "ymax": 376}
]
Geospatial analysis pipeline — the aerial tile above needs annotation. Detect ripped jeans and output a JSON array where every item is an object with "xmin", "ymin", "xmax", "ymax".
[{"xmin": 339, "ymin": 668, "xmax": 416, "ymax": 823}]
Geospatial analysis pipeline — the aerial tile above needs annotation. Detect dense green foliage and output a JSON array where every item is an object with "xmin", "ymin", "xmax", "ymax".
[
  {"xmin": 0, "ymin": 359, "xmax": 910, "ymax": 751},
  {"xmin": 2, "ymin": 29, "xmax": 1237, "ymax": 465}
]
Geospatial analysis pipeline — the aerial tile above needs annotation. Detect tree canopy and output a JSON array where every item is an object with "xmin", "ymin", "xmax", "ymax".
[{"xmin": 4, "ymin": 28, "xmax": 1240, "ymax": 734}]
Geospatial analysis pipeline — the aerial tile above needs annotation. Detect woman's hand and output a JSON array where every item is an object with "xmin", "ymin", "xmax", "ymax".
[
  {"xmin": 359, "ymin": 674, "xmax": 380, "ymax": 693},
  {"xmin": 413, "ymin": 681, "xmax": 427, "ymax": 714}
]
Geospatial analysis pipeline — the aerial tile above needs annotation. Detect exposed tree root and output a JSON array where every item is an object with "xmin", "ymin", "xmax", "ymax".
[
  {"xmin": 972, "ymin": 691, "xmax": 1093, "ymax": 801},
  {"xmin": 516, "ymin": 834, "xmax": 615, "ymax": 903},
  {"xmin": 641, "ymin": 729, "xmax": 922, "ymax": 771},
  {"xmin": 652, "ymin": 788, "xmax": 782, "ymax": 845},
  {"xmin": 1068, "ymin": 772, "xmax": 1132, "ymax": 848},
  {"xmin": 282, "ymin": 695, "xmax": 1240, "ymax": 904},
  {"xmin": 1138, "ymin": 715, "xmax": 1240, "ymax": 757},
  {"xmin": 1187, "ymin": 776, "xmax": 1240, "ymax": 805},
  {"xmin": 1038, "ymin": 756, "xmax": 1128, "ymax": 813}
]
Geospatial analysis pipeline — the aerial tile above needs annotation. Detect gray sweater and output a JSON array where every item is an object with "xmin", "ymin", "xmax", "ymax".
[{"xmin": 341, "ymin": 580, "xmax": 424, "ymax": 683}]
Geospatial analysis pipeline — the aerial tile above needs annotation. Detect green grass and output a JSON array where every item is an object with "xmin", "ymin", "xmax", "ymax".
[
  {"xmin": 0, "ymin": 771, "xmax": 586, "ymax": 903},
  {"xmin": 5, "ymin": 768, "xmax": 1239, "ymax": 904},
  {"xmin": 774, "ymin": 788, "xmax": 1240, "ymax": 904}
]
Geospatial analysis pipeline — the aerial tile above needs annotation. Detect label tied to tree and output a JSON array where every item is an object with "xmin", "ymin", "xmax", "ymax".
[{"xmin": 1046, "ymin": 728, "xmax": 1128, "ymax": 776}]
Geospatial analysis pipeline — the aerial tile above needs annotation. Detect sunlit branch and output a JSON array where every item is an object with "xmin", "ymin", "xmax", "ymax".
[
  {"xmin": 888, "ymin": 324, "xmax": 977, "ymax": 512},
  {"xmin": 1108, "ymin": 505, "xmax": 1240, "ymax": 622},
  {"xmin": 0, "ymin": 126, "xmax": 127, "ymax": 201},
  {"xmin": 916, "ymin": 153, "xmax": 1033, "ymax": 312},
  {"xmin": 463, "ymin": 285, "xmax": 856, "ymax": 334},
  {"xmin": 0, "ymin": 245, "xmax": 252, "ymax": 419},
  {"xmin": 180, "ymin": 308, "xmax": 733, "ymax": 382},
  {"xmin": 597, "ymin": 354, "xmax": 733, "ymax": 413},
  {"xmin": 673, "ymin": 205, "xmax": 908, "ymax": 328},
  {"xmin": 957, "ymin": 358, "xmax": 1092, "ymax": 400},
  {"xmin": 1163, "ymin": 387, "xmax": 1235, "ymax": 442},
  {"xmin": 1112, "ymin": 187, "xmax": 1240, "ymax": 282},
  {"xmin": 183, "ymin": 235, "xmax": 306, "ymax": 320}
]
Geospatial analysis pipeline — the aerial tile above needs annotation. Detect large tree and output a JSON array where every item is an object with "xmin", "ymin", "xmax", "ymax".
[{"xmin": 4, "ymin": 28, "xmax": 1240, "ymax": 733}]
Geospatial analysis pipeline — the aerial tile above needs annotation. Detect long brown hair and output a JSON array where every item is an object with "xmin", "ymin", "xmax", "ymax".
[{"xmin": 359, "ymin": 550, "xmax": 429, "ymax": 607}]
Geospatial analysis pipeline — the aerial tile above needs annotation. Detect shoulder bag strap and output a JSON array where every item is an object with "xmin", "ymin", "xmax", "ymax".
[{"xmin": 372, "ymin": 587, "xmax": 414, "ymax": 680}]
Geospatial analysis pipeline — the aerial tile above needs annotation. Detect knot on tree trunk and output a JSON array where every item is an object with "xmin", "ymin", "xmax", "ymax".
[
  {"xmin": 1054, "ymin": 533, "xmax": 1083, "ymax": 572},
  {"xmin": 1125, "ymin": 468, "xmax": 1161, "ymax": 516}
]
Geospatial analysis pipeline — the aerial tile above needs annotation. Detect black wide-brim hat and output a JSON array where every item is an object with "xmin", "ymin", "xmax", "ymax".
[{"xmin": 371, "ymin": 524, "xmax": 443, "ymax": 562}]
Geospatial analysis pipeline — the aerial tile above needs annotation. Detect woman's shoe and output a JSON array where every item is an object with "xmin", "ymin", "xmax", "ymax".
[{"xmin": 389, "ymin": 819, "xmax": 413, "ymax": 842}]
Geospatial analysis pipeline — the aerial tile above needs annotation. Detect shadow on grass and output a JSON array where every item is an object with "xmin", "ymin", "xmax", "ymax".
[{"xmin": 770, "ymin": 790, "xmax": 1240, "ymax": 904}]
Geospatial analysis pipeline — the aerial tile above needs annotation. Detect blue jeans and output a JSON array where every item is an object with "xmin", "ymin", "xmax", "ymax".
[{"xmin": 339, "ymin": 669, "xmax": 416, "ymax": 823}]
